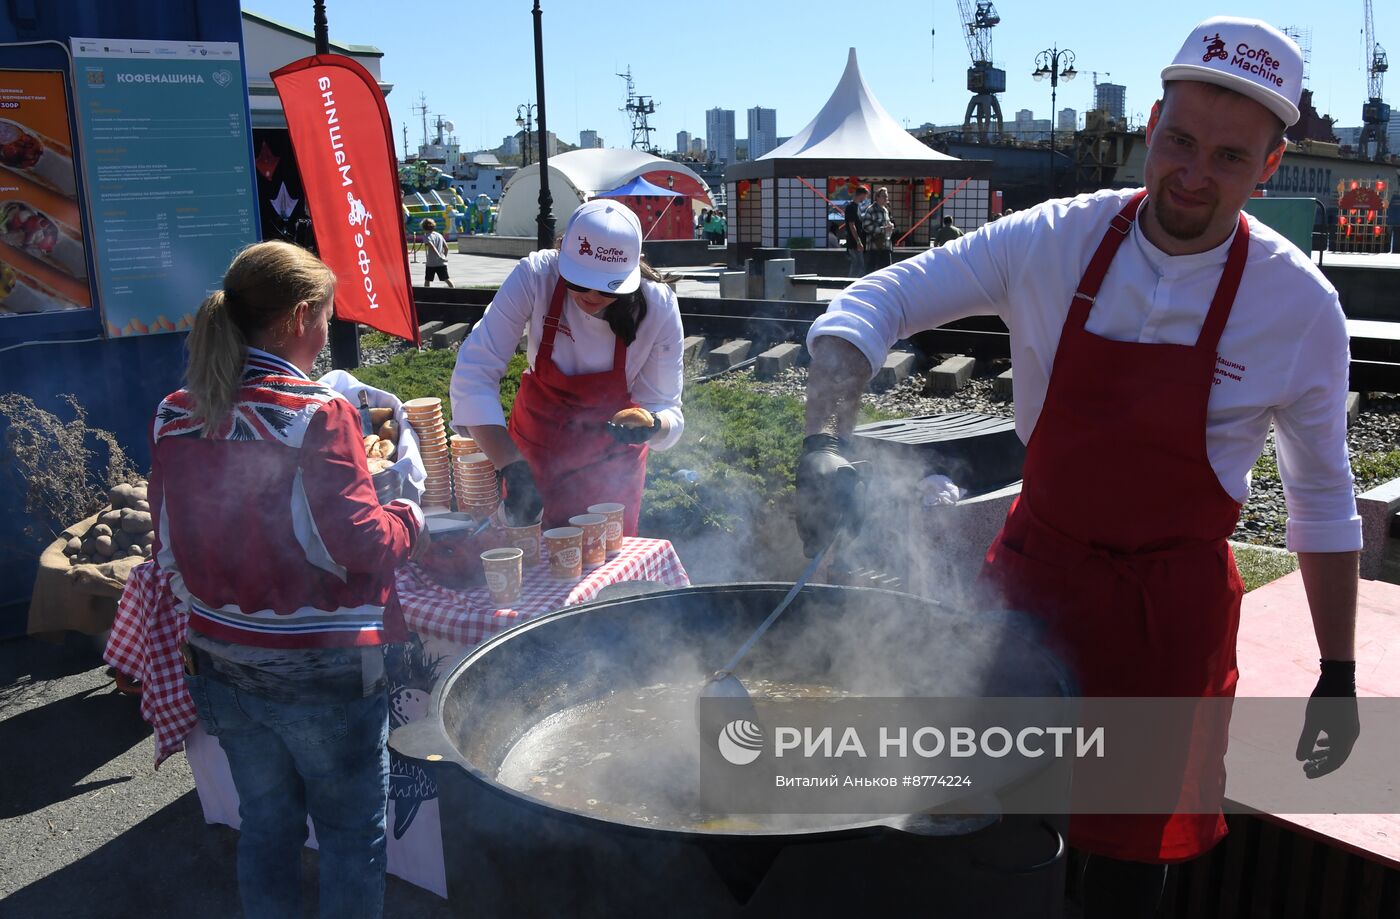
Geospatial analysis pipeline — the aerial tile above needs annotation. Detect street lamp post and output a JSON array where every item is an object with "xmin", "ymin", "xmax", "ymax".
[
  {"xmin": 532, "ymin": 0, "xmax": 554, "ymax": 250},
  {"xmin": 1032, "ymin": 46, "xmax": 1077, "ymax": 197},
  {"xmin": 314, "ymin": 0, "xmax": 360, "ymax": 369},
  {"xmin": 515, "ymin": 104, "xmax": 536, "ymax": 166}
]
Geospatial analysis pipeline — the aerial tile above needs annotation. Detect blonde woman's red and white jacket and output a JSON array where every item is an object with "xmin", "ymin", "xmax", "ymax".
[{"xmin": 149, "ymin": 349, "xmax": 423, "ymax": 649}]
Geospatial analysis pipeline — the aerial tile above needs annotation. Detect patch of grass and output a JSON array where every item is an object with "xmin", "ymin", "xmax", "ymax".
[
  {"xmin": 1354, "ymin": 449, "xmax": 1400, "ymax": 491},
  {"xmin": 642, "ymin": 381, "xmax": 806, "ymax": 536},
  {"xmin": 1233, "ymin": 542, "xmax": 1300, "ymax": 592},
  {"xmin": 358, "ymin": 329, "xmax": 402, "ymax": 350}
]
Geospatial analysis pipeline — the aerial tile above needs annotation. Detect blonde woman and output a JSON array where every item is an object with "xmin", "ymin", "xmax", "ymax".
[{"xmin": 148, "ymin": 240, "xmax": 425, "ymax": 919}]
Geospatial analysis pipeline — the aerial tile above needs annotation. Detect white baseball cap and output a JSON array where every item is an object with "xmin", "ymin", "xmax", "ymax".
[
  {"xmin": 558, "ymin": 200, "xmax": 642, "ymax": 295},
  {"xmin": 1161, "ymin": 16, "xmax": 1303, "ymax": 127}
]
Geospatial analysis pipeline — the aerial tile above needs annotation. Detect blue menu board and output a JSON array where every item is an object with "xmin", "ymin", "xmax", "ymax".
[{"xmin": 70, "ymin": 38, "xmax": 257, "ymax": 337}]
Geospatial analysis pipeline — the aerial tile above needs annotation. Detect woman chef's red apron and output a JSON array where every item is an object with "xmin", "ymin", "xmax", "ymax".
[
  {"xmin": 981, "ymin": 191, "xmax": 1248, "ymax": 863},
  {"xmin": 508, "ymin": 277, "xmax": 649, "ymax": 535}
]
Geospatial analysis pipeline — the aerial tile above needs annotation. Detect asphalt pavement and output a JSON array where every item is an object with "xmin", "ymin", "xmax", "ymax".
[{"xmin": 0, "ymin": 634, "xmax": 454, "ymax": 918}]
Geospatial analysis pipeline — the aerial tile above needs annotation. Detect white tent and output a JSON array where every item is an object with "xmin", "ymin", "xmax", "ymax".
[
  {"xmin": 727, "ymin": 48, "xmax": 991, "ymax": 249},
  {"xmin": 495, "ymin": 148, "xmax": 713, "ymax": 237},
  {"xmin": 762, "ymin": 48, "xmax": 960, "ymax": 162}
]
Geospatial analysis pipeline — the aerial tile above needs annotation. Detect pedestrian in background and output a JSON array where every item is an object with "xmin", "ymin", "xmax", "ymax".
[
  {"xmin": 843, "ymin": 185, "xmax": 870, "ymax": 275},
  {"xmin": 421, "ymin": 218, "xmax": 453, "ymax": 287},
  {"xmin": 862, "ymin": 186, "xmax": 896, "ymax": 271},
  {"xmin": 933, "ymin": 214, "xmax": 964, "ymax": 247}
]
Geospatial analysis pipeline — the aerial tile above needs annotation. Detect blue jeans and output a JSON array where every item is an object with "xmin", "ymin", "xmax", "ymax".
[{"xmin": 186, "ymin": 673, "xmax": 390, "ymax": 919}]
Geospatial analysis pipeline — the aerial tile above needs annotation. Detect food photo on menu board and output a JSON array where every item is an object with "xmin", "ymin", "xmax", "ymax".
[{"xmin": 0, "ymin": 69, "xmax": 91, "ymax": 316}]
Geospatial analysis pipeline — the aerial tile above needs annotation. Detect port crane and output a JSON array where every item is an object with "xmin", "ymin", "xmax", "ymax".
[
  {"xmin": 1359, "ymin": 0, "xmax": 1390, "ymax": 159},
  {"xmin": 957, "ymin": 0, "xmax": 1005, "ymax": 142}
]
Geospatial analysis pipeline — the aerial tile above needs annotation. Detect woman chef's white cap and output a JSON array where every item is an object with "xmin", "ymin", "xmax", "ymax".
[
  {"xmin": 1161, "ymin": 16, "xmax": 1303, "ymax": 127},
  {"xmin": 559, "ymin": 199, "xmax": 643, "ymax": 295}
]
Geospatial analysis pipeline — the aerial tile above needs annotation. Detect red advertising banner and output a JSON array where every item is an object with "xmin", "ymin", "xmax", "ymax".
[{"xmin": 272, "ymin": 55, "xmax": 418, "ymax": 344}]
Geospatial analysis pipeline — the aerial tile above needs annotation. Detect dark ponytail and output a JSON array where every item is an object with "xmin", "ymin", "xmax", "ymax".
[{"xmin": 602, "ymin": 258, "xmax": 673, "ymax": 346}]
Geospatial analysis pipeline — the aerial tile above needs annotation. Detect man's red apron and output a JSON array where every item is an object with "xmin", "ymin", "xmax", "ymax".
[
  {"xmin": 981, "ymin": 191, "xmax": 1248, "ymax": 863},
  {"xmin": 507, "ymin": 278, "xmax": 648, "ymax": 535}
]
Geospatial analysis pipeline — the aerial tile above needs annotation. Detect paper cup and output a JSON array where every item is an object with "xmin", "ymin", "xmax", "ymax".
[
  {"xmin": 568, "ymin": 514, "xmax": 608, "ymax": 569},
  {"xmin": 587, "ymin": 503, "xmax": 625, "ymax": 555},
  {"xmin": 481, "ymin": 547, "xmax": 524, "ymax": 606},
  {"xmin": 504, "ymin": 521, "xmax": 542, "ymax": 568},
  {"xmin": 402, "ymin": 397, "xmax": 442, "ymax": 412},
  {"xmin": 543, "ymin": 526, "xmax": 583, "ymax": 581}
]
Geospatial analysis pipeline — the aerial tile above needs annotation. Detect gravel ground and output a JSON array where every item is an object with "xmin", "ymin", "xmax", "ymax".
[{"xmin": 739, "ymin": 363, "xmax": 1400, "ymax": 551}]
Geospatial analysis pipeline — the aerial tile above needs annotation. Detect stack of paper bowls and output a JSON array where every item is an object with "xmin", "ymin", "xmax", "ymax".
[
  {"xmin": 454, "ymin": 452, "xmax": 499, "ymax": 518},
  {"xmin": 402, "ymin": 398, "xmax": 452, "ymax": 510}
]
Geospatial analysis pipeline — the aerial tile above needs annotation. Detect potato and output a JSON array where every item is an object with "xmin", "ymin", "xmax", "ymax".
[
  {"xmin": 120, "ymin": 509, "xmax": 153, "ymax": 534},
  {"xmin": 93, "ymin": 524, "xmax": 112, "ymax": 538},
  {"xmin": 100, "ymin": 509, "xmax": 123, "ymax": 528},
  {"xmin": 66, "ymin": 538, "xmax": 81, "ymax": 554},
  {"xmin": 368, "ymin": 407, "xmax": 394, "ymax": 428},
  {"xmin": 115, "ymin": 530, "xmax": 133, "ymax": 550},
  {"xmin": 377, "ymin": 419, "xmax": 400, "ymax": 445},
  {"xmin": 134, "ymin": 500, "xmax": 150, "ymax": 512},
  {"xmin": 131, "ymin": 485, "xmax": 148, "ymax": 502},
  {"xmin": 95, "ymin": 534, "xmax": 114, "ymax": 556},
  {"xmin": 109, "ymin": 483, "xmax": 134, "ymax": 508}
]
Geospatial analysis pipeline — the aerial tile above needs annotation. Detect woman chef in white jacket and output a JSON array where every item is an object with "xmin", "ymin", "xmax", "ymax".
[{"xmin": 450, "ymin": 199, "xmax": 685, "ymax": 535}]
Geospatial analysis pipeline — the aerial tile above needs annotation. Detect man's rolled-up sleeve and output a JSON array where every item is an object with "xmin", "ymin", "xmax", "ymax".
[{"xmin": 1275, "ymin": 301, "xmax": 1363, "ymax": 553}]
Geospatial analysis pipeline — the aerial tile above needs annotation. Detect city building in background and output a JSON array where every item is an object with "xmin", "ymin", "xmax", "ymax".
[
  {"xmin": 580, "ymin": 129, "xmax": 602, "ymax": 149},
  {"xmin": 706, "ymin": 107, "xmax": 736, "ymax": 164},
  {"xmin": 676, "ymin": 130, "xmax": 691, "ymax": 155},
  {"xmin": 1011, "ymin": 108, "xmax": 1051, "ymax": 141},
  {"xmin": 1058, "ymin": 107, "xmax": 1077, "ymax": 134},
  {"xmin": 689, "ymin": 137, "xmax": 705, "ymax": 158},
  {"xmin": 1094, "ymin": 82, "xmax": 1126, "ymax": 122},
  {"xmin": 747, "ymin": 106, "xmax": 777, "ymax": 160}
]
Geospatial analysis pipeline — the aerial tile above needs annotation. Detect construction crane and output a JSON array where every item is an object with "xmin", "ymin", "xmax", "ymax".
[
  {"xmin": 1359, "ymin": 0, "xmax": 1390, "ymax": 159},
  {"xmin": 957, "ymin": 0, "xmax": 1005, "ymax": 142},
  {"xmin": 617, "ymin": 67, "xmax": 658, "ymax": 154}
]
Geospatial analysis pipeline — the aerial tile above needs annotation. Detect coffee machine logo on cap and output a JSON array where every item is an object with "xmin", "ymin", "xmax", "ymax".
[{"xmin": 1161, "ymin": 16, "xmax": 1303, "ymax": 127}]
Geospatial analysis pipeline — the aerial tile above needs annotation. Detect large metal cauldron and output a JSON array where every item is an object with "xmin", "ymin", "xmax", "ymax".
[{"xmin": 391, "ymin": 583, "xmax": 1074, "ymax": 919}]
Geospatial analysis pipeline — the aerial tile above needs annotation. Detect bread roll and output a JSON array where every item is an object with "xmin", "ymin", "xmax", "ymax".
[
  {"xmin": 610, "ymin": 407, "xmax": 654, "ymax": 428},
  {"xmin": 368, "ymin": 407, "xmax": 394, "ymax": 428},
  {"xmin": 367, "ymin": 457, "xmax": 393, "ymax": 474}
]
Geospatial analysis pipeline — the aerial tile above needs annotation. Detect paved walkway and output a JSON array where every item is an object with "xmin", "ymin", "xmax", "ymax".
[{"xmin": 0, "ymin": 634, "xmax": 453, "ymax": 918}]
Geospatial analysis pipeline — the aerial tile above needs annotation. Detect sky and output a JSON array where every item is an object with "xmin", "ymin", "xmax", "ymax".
[{"xmin": 244, "ymin": 0, "xmax": 1398, "ymax": 154}]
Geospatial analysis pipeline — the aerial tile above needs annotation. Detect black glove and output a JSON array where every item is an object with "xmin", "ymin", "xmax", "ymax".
[
  {"xmin": 499, "ymin": 460, "xmax": 543, "ymax": 526},
  {"xmin": 1295, "ymin": 659, "xmax": 1359, "ymax": 779},
  {"xmin": 606, "ymin": 414, "xmax": 662, "ymax": 445},
  {"xmin": 794, "ymin": 433, "xmax": 863, "ymax": 558}
]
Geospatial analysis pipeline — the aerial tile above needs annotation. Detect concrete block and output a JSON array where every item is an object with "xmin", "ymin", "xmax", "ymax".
[
  {"xmin": 993, "ymin": 368, "xmax": 1015, "ymax": 400},
  {"xmin": 762, "ymin": 258, "xmax": 797, "ymax": 300},
  {"xmin": 1358, "ymin": 477, "xmax": 1400, "ymax": 580},
  {"xmin": 706, "ymin": 339, "xmax": 753, "ymax": 372},
  {"xmin": 1346, "ymin": 392, "xmax": 1362, "ymax": 428},
  {"xmin": 719, "ymin": 271, "xmax": 747, "ymax": 299},
  {"xmin": 755, "ymin": 342, "xmax": 804, "ymax": 380},
  {"xmin": 430, "ymin": 322, "xmax": 471, "ymax": 349},
  {"xmin": 786, "ymin": 280, "xmax": 820, "ymax": 301},
  {"xmin": 418, "ymin": 320, "xmax": 445, "ymax": 342},
  {"xmin": 681, "ymin": 335, "xmax": 709, "ymax": 364},
  {"xmin": 871, "ymin": 351, "xmax": 918, "ymax": 391},
  {"xmin": 926, "ymin": 355, "xmax": 977, "ymax": 395}
]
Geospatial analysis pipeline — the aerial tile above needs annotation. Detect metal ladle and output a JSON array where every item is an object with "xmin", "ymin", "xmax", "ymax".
[{"xmin": 699, "ymin": 530, "xmax": 841, "ymax": 707}]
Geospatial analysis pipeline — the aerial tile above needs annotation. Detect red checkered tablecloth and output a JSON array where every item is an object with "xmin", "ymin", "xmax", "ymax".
[
  {"xmin": 104, "ymin": 561, "xmax": 194, "ymax": 767},
  {"xmin": 102, "ymin": 539, "xmax": 688, "ymax": 767},
  {"xmin": 397, "ymin": 537, "xmax": 690, "ymax": 647}
]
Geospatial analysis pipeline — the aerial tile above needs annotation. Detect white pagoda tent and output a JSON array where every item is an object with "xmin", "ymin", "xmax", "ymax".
[{"xmin": 725, "ymin": 48, "xmax": 992, "ymax": 253}]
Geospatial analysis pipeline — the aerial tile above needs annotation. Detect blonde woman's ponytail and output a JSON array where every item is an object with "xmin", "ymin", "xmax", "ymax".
[
  {"xmin": 182, "ymin": 240, "xmax": 335, "ymax": 434},
  {"xmin": 185, "ymin": 289, "xmax": 246, "ymax": 434}
]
